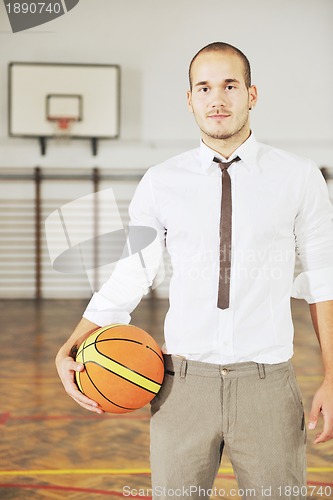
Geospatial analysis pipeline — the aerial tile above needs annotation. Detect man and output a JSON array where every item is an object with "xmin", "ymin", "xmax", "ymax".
[{"xmin": 56, "ymin": 43, "xmax": 333, "ymax": 499}]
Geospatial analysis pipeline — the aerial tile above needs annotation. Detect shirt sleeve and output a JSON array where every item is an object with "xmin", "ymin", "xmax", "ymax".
[
  {"xmin": 291, "ymin": 160, "xmax": 333, "ymax": 303},
  {"xmin": 83, "ymin": 168, "xmax": 166, "ymax": 325}
]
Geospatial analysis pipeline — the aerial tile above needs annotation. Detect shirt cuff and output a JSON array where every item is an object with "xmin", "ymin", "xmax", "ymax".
[
  {"xmin": 82, "ymin": 292, "xmax": 131, "ymax": 327},
  {"xmin": 291, "ymin": 266, "xmax": 333, "ymax": 303}
]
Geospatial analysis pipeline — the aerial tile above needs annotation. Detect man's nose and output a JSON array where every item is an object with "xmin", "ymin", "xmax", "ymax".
[{"xmin": 210, "ymin": 89, "xmax": 227, "ymax": 108}]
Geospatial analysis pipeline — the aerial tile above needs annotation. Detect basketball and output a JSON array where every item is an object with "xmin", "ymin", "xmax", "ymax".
[{"xmin": 75, "ymin": 324, "xmax": 164, "ymax": 413}]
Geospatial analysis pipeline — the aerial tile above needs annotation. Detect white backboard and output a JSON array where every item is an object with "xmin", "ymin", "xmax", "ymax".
[{"xmin": 9, "ymin": 63, "xmax": 120, "ymax": 139}]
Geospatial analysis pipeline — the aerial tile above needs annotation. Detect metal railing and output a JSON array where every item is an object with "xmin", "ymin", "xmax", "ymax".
[{"xmin": 0, "ymin": 167, "xmax": 144, "ymax": 299}]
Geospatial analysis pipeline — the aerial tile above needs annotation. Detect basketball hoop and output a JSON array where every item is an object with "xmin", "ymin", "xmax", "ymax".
[
  {"xmin": 46, "ymin": 94, "xmax": 82, "ymax": 141},
  {"xmin": 48, "ymin": 116, "xmax": 77, "ymax": 139},
  {"xmin": 57, "ymin": 117, "xmax": 73, "ymax": 131}
]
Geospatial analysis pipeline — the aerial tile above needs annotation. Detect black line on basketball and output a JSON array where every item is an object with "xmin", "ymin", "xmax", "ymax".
[
  {"xmin": 78, "ymin": 337, "xmax": 143, "ymax": 357},
  {"xmin": 95, "ymin": 338, "xmax": 142, "ymax": 345},
  {"xmin": 76, "ymin": 327, "xmax": 123, "ymax": 356},
  {"xmin": 145, "ymin": 345, "xmax": 164, "ymax": 363},
  {"xmin": 84, "ymin": 362, "xmax": 139, "ymax": 411},
  {"xmin": 95, "ymin": 337, "xmax": 164, "ymax": 364}
]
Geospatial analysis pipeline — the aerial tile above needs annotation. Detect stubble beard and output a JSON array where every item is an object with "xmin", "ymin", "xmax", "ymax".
[
  {"xmin": 196, "ymin": 109, "xmax": 250, "ymax": 143},
  {"xmin": 203, "ymin": 130, "xmax": 237, "ymax": 140},
  {"xmin": 200, "ymin": 117, "xmax": 248, "ymax": 142}
]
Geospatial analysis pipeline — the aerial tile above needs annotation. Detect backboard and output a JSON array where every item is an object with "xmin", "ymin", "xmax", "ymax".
[{"xmin": 8, "ymin": 63, "xmax": 120, "ymax": 155}]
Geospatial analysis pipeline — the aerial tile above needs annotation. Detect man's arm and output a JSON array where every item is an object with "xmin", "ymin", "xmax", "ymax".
[
  {"xmin": 290, "ymin": 162, "xmax": 333, "ymax": 443},
  {"xmin": 55, "ymin": 167, "xmax": 166, "ymax": 413},
  {"xmin": 55, "ymin": 317, "xmax": 105, "ymax": 414},
  {"xmin": 308, "ymin": 300, "xmax": 333, "ymax": 443}
]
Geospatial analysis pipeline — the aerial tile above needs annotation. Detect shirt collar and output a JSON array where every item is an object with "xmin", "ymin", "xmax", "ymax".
[{"xmin": 199, "ymin": 132, "xmax": 261, "ymax": 174}]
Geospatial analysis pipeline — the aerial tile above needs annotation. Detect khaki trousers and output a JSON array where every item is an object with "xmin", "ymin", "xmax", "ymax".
[{"xmin": 150, "ymin": 355, "xmax": 307, "ymax": 500}]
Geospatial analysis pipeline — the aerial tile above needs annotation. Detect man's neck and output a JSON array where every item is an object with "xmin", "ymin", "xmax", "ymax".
[{"xmin": 202, "ymin": 130, "xmax": 251, "ymax": 160}]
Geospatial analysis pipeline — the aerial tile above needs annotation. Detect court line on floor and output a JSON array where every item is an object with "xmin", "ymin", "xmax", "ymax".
[
  {"xmin": 0, "ymin": 479, "xmax": 332, "ymax": 497},
  {"xmin": 0, "ymin": 469, "xmax": 151, "ymax": 476},
  {"xmin": 0, "ymin": 412, "xmax": 150, "ymax": 425},
  {"xmin": 0, "ymin": 483, "xmax": 149, "ymax": 498},
  {"xmin": 0, "ymin": 467, "xmax": 332, "ymax": 476}
]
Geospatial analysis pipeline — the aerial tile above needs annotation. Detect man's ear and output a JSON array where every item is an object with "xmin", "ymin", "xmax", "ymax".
[
  {"xmin": 248, "ymin": 85, "xmax": 258, "ymax": 110},
  {"xmin": 187, "ymin": 90, "xmax": 193, "ymax": 113}
]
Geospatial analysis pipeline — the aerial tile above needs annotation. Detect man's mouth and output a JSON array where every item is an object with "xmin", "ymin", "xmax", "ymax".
[{"xmin": 208, "ymin": 113, "xmax": 231, "ymax": 119}]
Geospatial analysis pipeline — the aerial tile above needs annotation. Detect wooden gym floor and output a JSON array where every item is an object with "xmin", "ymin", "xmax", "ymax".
[{"xmin": 0, "ymin": 298, "xmax": 332, "ymax": 500}]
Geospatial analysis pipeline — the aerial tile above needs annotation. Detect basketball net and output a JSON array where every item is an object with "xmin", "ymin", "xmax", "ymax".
[{"xmin": 49, "ymin": 117, "xmax": 76, "ymax": 144}]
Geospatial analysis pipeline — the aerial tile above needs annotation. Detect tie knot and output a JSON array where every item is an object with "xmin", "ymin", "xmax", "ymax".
[{"xmin": 213, "ymin": 156, "xmax": 241, "ymax": 171}]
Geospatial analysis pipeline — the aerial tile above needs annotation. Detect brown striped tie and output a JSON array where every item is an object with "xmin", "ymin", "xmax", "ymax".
[{"xmin": 213, "ymin": 156, "xmax": 241, "ymax": 309}]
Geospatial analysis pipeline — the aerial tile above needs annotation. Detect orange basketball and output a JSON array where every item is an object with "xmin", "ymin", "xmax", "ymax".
[{"xmin": 75, "ymin": 324, "xmax": 164, "ymax": 413}]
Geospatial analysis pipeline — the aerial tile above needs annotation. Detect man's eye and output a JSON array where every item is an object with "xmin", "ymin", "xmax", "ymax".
[
  {"xmin": 199, "ymin": 87, "xmax": 209, "ymax": 93},
  {"xmin": 226, "ymin": 85, "xmax": 235, "ymax": 91}
]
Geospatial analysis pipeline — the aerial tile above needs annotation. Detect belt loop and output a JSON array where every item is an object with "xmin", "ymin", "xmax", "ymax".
[
  {"xmin": 257, "ymin": 363, "xmax": 266, "ymax": 379},
  {"xmin": 180, "ymin": 359, "xmax": 187, "ymax": 379}
]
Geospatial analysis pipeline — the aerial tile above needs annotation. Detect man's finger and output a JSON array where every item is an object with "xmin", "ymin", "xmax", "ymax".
[
  {"xmin": 60, "ymin": 358, "xmax": 101, "ymax": 409},
  {"xmin": 313, "ymin": 412, "xmax": 333, "ymax": 444},
  {"xmin": 70, "ymin": 389, "xmax": 103, "ymax": 412},
  {"xmin": 72, "ymin": 396, "xmax": 104, "ymax": 414},
  {"xmin": 308, "ymin": 400, "xmax": 321, "ymax": 430},
  {"xmin": 65, "ymin": 358, "xmax": 84, "ymax": 373},
  {"xmin": 64, "ymin": 379, "xmax": 99, "ymax": 407}
]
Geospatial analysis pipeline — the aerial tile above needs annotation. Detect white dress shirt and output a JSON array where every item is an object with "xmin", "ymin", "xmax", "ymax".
[{"xmin": 83, "ymin": 134, "xmax": 333, "ymax": 364}]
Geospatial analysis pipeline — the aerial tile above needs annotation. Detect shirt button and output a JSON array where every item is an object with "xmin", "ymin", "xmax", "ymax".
[{"xmin": 221, "ymin": 368, "xmax": 229, "ymax": 375}]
